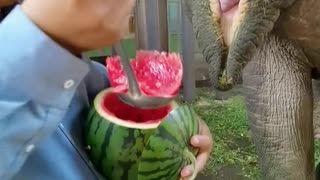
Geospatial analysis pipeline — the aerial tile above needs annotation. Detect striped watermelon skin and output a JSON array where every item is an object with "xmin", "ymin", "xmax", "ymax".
[
  {"xmin": 84, "ymin": 91, "xmax": 199, "ymax": 180},
  {"xmin": 138, "ymin": 105, "xmax": 199, "ymax": 180},
  {"xmin": 85, "ymin": 107, "xmax": 155, "ymax": 180}
]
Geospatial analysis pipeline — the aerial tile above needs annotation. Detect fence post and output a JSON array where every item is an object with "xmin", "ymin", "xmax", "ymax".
[
  {"xmin": 180, "ymin": 0, "xmax": 196, "ymax": 102},
  {"xmin": 135, "ymin": 0, "xmax": 169, "ymax": 52}
]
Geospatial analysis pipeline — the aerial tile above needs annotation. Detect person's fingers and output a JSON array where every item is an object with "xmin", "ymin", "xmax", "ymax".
[
  {"xmin": 180, "ymin": 119, "xmax": 214, "ymax": 179},
  {"xmin": 190, "ymin": 121, "xmax": 214, "ymax": 173},
  {"xmin": 190, "ymin": 135, "xmax": 212, "ymax": 150},
  {"xmin": 180, "ymin": 165, "xmax": 193, "ymax": 178},
  {"xmin": 195, "ymin": 118, "xmax": 214, "ymax": 153},
  {"xmin": 180, "ymin": 136, "xmax": 212, "ymax": 178},
  {"xmin": 180, "ymin": 151, "xmax": 210, "ymax": 179},
  {"xmin": 194, "ymin": 149, "xmax": 211, "ymax": 173}
]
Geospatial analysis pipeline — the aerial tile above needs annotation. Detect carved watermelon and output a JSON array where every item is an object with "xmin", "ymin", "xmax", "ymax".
[
  {"xmin": 105, "ymin": 50, "xmax": 183, "ymax": 97},
  {"xmin": 84, "ymin": 51, "xmax": 199, "ymax": 180}
]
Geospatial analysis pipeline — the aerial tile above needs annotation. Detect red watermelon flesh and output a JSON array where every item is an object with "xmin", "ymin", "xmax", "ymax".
[
  {"xmin": 106, "ymin": 50, "xmax": 183, "ymax": 98},
  {"xmin": 102, "ymin": 91, "xmax": 172, "ymax": 124}
]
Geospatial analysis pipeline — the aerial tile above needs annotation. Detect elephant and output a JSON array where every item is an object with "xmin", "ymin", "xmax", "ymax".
[{"xmin": 183, "ymin": 0, "xmax": 320, "ymax": 179}]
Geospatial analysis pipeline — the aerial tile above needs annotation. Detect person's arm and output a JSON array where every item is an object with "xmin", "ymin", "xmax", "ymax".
[{"xmin": 0, "ymin": 6, "xmax": 91, "ymax": 179}]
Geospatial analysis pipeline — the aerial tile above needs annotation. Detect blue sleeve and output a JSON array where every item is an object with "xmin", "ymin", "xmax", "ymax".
[
  {"xmin": 0, "ymin": 6, "xmax": 93, "ymax": 179},
  {"xmin": 84, "ymin": 60, "xmax": 110, "ymax": 101}
]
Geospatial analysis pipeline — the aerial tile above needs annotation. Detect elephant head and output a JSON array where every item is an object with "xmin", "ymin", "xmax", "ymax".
[{"xmin": 183, "ymin": 0, "xmax": 296, "ymax": 91}]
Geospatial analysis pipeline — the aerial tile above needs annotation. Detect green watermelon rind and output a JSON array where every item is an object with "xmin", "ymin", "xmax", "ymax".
[
  {"xmin": 137, "ymin": 105, "xmax": 200, "ymax": 180},
  {"xmin": 93, "ymin": 88, "xmax": 179, "ymax": 130},
  {"xmin": 84, "ymin": 88, "xmax": 199, "ymax": 180},
  {"xmin": 85, "ymin": 107, "xmax": 156, "ymax": 180}
]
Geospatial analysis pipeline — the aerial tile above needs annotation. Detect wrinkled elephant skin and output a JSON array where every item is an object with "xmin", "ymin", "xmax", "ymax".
[
  {"xmin": 243, "ymin": 35, "xmax": 314, "ymax": 180},
  {"xmin": 183, "ymin": 0, "xmax": 320, "ymax": 179}
]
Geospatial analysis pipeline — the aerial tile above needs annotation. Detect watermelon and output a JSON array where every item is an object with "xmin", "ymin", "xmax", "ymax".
[
  {"xmin": 84, "ymin": 51, "xmax": 200, "ymax": 180},
  {"xmin": 105, "ymin": 50, "xmax": 183, "ymax": 98}
]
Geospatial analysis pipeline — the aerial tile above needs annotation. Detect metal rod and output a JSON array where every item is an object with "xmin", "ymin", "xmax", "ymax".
[
  {"xmin": 135, "ymin": 0, "xmax": 149, "ymax": 50},
  {"xmin": 157, "ymin": 0, "xmax": 169, "ymax": 52},
  {"xmin": 146, "ymin": 0, "xmax": 169, "ymax": 51},
  {"xmin": 181, "ymin": 0, "xmax": 196, "ymax": 102},
  {"xmin": 111, "ymin": 46, "xmax": 117, "ymax": 56},
  {"xmin": 135, "ymin": 0, "xmax": 169, "ymax": 52},
  {"xmin": 113, "ymin": 42, "xmax": 142, "ymax": 97}
]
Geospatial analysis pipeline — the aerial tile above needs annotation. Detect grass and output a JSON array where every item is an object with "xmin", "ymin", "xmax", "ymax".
[{"xmin": 177, "ymin": 87, "xmax": 320, "ymax": 179}]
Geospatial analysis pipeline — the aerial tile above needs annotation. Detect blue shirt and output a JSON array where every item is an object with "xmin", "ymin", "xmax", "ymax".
[{"xmin": 0, "ymin": 6, "xmax": 109, "ymax": 180}]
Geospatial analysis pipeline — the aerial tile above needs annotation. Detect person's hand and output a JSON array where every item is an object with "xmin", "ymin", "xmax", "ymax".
[
  {"xmin": 21, "ymin": 0, "xmax": 136, "ymax": 54},
  {"xmin": 180, "ymin": 118, "xmax": 213, "ymax": 180}
]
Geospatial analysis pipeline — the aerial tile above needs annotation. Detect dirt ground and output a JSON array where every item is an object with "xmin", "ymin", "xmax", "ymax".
[
  {"xmin": 195, "ymin": 135, "xmax": 252, "ymax": 180},
  {"xmin": 196, "ymin": 166, "xmax": 246, "ymax": 180}
]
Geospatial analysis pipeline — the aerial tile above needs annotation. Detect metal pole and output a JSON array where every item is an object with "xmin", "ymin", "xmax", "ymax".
[
  {"xmin": 135, "ymin": 0, "xmax": 169, "ymax": 51},
  {"xmin": 134, "ymin": 0, "xmax": 149, "ymax": 50},
  {"xmin": 156, "ymin": 0, "xmax": 169, "ymax": 52},
  {"xmin": 145, "ymin": 0, "xmax": 169, "ymax": 51},
  {"xmin": 111, "ymin": 46, "xmax": 117, "ymax": 56},
  {"xmin": 181, "ymin": 0, "xmax": 195, "ymax": 102}
]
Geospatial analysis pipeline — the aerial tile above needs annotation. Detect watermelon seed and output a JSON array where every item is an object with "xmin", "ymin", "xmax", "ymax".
[{"xmin": 156, "ymin": 82, "xmax": 162, "ymax": 88}]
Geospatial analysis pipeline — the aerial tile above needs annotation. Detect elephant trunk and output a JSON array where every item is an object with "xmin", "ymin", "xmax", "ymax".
[
  {"xmin": 183, "ymin": 0, "xmax": 283, "ymax": 91},
  {"xmin": 223, "ymin": 1, "xmax": 281, "ymax": 90},
  {"xmin": 183, "ymin": 0, "xmax": 226, "ymax": 90}
]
